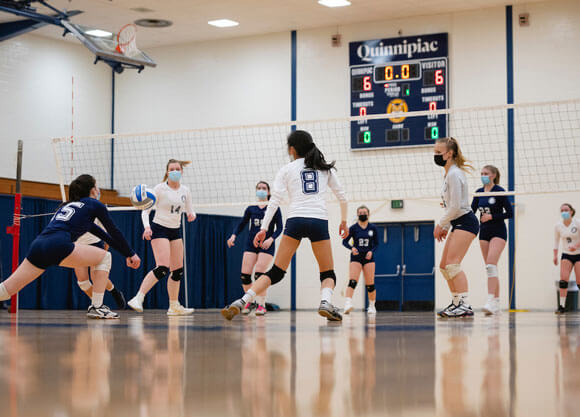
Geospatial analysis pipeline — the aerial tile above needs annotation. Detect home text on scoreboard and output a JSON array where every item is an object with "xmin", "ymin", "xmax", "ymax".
[{"xmin": 349, "ymin": 33, "xmax": 448, "ymax": 150}]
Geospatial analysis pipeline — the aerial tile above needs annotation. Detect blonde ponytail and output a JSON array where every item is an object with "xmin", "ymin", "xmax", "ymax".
[
  {"xmin": 436, "ymin": 137, "xmax": 473, "ymax": 172},
  {"xmin": 163, "ymin": 159, "xmax": 192, "ymax": 181}
]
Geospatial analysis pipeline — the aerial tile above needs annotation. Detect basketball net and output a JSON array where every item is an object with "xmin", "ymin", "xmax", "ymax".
[{"xmin": 115, "ymin": 23, "xmax": 139, "ymax": 57}]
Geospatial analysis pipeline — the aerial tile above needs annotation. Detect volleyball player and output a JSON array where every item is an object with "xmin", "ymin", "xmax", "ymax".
[
  {"xmin": 342, "ymin": 205, "xmax": 378, "ymax": 315},
  {"xmin": 227, "ymin": 181, "xmax": 283, "ymax": 316},
  {"xmin": 128, "ymin": 159, "xmax": 196, "ymax": 316},
  {"xmin": 471, "ymin": 165, "xmax": 512, "ymax": 315},
  {"xmin": 0, "ymin": 174, "xmax": 140, "ymax": 319},
  {"xmin": 553, "ymin": 203, "xmax": 580, "ymax": 314},
  {"xmin": 74, "ymin": 219, "xmax": 126, "ymax": 309},
  {"xmin": 221, "ymin": 130, "xmax": 348, "ymax": 321},
  {"xmin": 433, "ymin": 137, "xmax": 479, "ymax": 318}
]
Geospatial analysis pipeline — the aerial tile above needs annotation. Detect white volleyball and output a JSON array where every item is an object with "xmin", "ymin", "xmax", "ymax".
[{"xmin": 130, "ymin": 184, "xmax": 156, "ymax": 210}]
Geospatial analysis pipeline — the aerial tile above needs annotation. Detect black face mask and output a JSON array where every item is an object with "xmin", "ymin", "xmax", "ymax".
[
  {"xmin": 434, "ymin": 154, "xmax": 446, "ymax": 167},
  {"xmin": 358, "ymin": 214, "xmax": 368, "ymax": 222}
]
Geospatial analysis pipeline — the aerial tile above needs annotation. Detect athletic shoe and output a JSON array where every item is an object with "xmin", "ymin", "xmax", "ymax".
[
  {"xmin": 318, "ymin": 301, "xmax": 342, "ymax": 321},
  {"xmin": 555, "ymin": 305, "xmax": 567, "ymax": 315},
  {"xmin": 255, "ymin": 305, "xmax": 267, "ymax": 316},
  {"xmin": 344, "ymin": 299, "xmax": 354, "ymax": 314},
  {"xmin": 242, "ymin": 302, "xmax": 257, "ymax": 315},
  {"xmin": 482, "ymin": 299, "xmax": 499, "ymax": 316},
  {"xmin": 127, "ymin": 296, "xmax": 143, "ymax": 312},
  {"xmin": 367, "ymin": 304, "xmax": 377, "ymax": 315},
  {"xmin": 167, "ymin": 303, "xmax": 194, "ymax": 316},
  {"xmin": 87, "ymin": 305, "xmax": 119, "ymax": 319},
  {"xmin": 444, "ymin": 301, "xmax": 474, "ymax": 318},
  {"xmin": 221, "ymin": 299, "xmax": 245, "ymax": 321},
  {"xmin": 437, "ymin": 302, "xmax": 457, "ymax": 318},
  {"xmin": 110, "ymin": 287, "xmax": 126, "ymax": 310}
]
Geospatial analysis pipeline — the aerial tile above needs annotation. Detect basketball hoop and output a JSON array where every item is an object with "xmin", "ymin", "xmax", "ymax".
[{"xmin": 115, "ymin": 23, "xmax": 139, "ymax": 56}]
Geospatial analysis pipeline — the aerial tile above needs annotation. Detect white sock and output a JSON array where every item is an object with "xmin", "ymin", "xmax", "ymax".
[
  {"xmin": 345, "ymin": 297, "xmax": 352, "ymax": 304},
  {"xmin": 0, "ymin": 283, "xmax": 10, "ymax": 301},
  {"xmin": 256, "ymin": 296, "xmax": 266, "ymax": 306},
  {"xmin": 560, "ymin": 296, "xmax": 566, "ymax": 308},
  {"xmin": 92, "ymin": 292, "xmax": 104, "ymax": 308},
  {"xmin": 136, "ymin": 291, "xmax": 145, "ymax": 303},
  {"xmin": 170, "ymin": 300, "xmax": 180, "ymax": 308},
  {"xmin": 487, "ymin": 293, "xmax": 495, "ymax": 303},
  {"xmin": 321, "ymin": 287, "xmax": 333, "ymax": 303},
  {"xmin": 369, "ymin": 299, "xmax": 376, "ymax": 307},
  {"xmin": 242, "ymin": 289, "xmax": 256, "ymax": 304},
  {"xmin": 452, "ymin": 292, "xmax": 459, "ymax": 305},
  {"xmin": 459, "ymin": 292, "xmax": 469, "ymax": 306}
]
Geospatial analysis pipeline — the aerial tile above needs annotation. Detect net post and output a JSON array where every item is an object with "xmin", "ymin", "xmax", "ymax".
[
  {"xmin": 506, "ymin": 5, "xmax": 516, "ymax": 310},
  {"xmin": 6, "ymin": 140, "xmax": 23, "ymax": 314}
]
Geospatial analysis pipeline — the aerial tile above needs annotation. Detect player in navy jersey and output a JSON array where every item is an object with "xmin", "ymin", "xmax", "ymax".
[
  {"xmin": 342, "ymin": 206, "xmax": 379, "ymax": 315},
  {"xmin": 0, "ymin": 174, "xmax": 140, "ymax": 319},
  {"xmin": 227, "ymin": 181, "xmax": 283, "ymax": 315},
  {"xmin": 471, "ymin": 165, "xmax": 513, "ymax": 315}
]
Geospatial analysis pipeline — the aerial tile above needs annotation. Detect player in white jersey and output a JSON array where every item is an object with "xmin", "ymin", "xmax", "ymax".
[
  {"xmin": 553, "ymin": 203, "xmax": 580, "ymax": 314},
  {"xmin": 128, "ymin": 159, "xmax": 197, "ymax": 316},
  {"xmin": 221, "ymin": 130, "xmax": 348, "ymax": 321},
  {"xmin": 74, "ymin": 218, "xmax": 126, "ymax": 310},
  {"xmin": 433, "ymin": 137, "xmax": 479, "ymax": 318}
]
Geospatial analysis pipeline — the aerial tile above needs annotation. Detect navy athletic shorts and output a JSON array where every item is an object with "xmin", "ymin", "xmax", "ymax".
[
  {"xmin": 284, "ymin": 217, "xmax": 330, "ymax": 242},
  {"xmin": 350, "ymin": 253, "xmax": 375, "ymax": 265},
  {"xmin": 562, "ymin": 253, "xmax": 580, "ymax": 265},
  {"xmin": 244, "ymin": 237, "xmax": 276, "ymax": 256},
  {"xmin": 90, "ymin": 241, "xmax": 105, "ymax": 249},
  {"xmin": 27, "ymin": 232, "xmax": 75, "ymax": 269},
  {"xmin": 450, "ymin": 212, "xmax": 480, "ymax": 236},
  {"xmin": 151, "ymin": 222, "xmax": 182, "ymax": 241},
  {"xmin": 479, "ymin": 223, "xmax": 507, "ymax": 241}
]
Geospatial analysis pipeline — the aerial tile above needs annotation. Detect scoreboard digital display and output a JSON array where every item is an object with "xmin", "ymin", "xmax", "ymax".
[{"xmin": 349, "ymin": 33, "xmax": 448, "ymax": 150}]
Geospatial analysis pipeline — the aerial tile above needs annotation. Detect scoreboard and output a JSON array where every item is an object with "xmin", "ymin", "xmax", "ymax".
[{"xmin": 349, "ymin": 33, "xmax": 448, "ymax": 150}]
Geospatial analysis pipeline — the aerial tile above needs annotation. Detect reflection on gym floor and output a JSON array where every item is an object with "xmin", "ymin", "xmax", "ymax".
[{"xmin": 0, "ymin": 311, "xmax": 578, "ymax": 417}]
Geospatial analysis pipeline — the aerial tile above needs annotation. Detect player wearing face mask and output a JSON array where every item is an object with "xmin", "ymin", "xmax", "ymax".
[
  {"xmin": 342, "ymin": 205, "xmax": 379, "ymax": 315},
  {"xmin": 553, "ymin": 203, "xmax": 580, "ymax": 314}
]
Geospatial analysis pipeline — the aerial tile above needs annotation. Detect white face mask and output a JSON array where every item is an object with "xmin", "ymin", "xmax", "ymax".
[{"xmin": 289, "ymin": 153, "xmax": 295, "ymax": 162}]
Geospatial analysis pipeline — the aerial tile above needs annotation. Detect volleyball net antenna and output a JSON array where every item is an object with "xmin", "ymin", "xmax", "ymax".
[
  {"xmin": 6, "ymin": 140, "xmax": 23, "ymax": 314},
  {"xmin": 51, "ymin": 99, "xmax": 580, "ymax": 209}
]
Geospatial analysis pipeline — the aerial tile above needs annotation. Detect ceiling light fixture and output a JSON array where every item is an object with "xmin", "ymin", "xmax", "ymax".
[
  {"xmin": 85, "ymin": 29, "xmax": 113, "ymax": 38},
  {"xmin": 135, "ymin": 19, "xmax": 173, "ymax": 28},
  {"xmin": 318, "ymin": 0, "xmax": 351, "ymax": 7},
  {"xmin": 208, "ymin": 19, "xmax": 239, "ymax": 28}
]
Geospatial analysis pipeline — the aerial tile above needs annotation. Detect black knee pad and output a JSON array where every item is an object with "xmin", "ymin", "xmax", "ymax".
[
  {"xmin": 153, "ymin": 266, "xmax": 170, "ymax": 281},
  {"xmin": 559, "ymin": 280, "xmax": 569, "ymax": 289},
  {"xmin": 255, "ymin": 272, "xmax": 264, "ymax": 279},
  {"xmin": 366, "ymin": 284, "xmax": 376, "ymax": 293},
  {"xmin": 320, "ymin": 270, "xmax": 336, "ymax": 285},
  {"xmin": 267, "ymin": 265, "xmax": 286, "ymax": 285},
  {"xmin": 241, "ymin": 273, "xmax": 252, "ymax": 285},
  {"xmin": 348, "ymin": 279, "xmax": 358, "ymax": 289},
  {"xmin": 171, "ymin": 267, "xmax": 184, "ymax": 282}
]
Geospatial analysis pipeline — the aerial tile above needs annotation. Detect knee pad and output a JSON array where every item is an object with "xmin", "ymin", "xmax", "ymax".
[
  {"xmin": 559, "ymin": 280, "xmax": 569, "ymax": 289},
  {"xmin": 486, "ymin": 264, "xmax": 498, "ymax": 278},
  {"xmin": 440, "ymin": 267, "xmax": 451, "ymax": 281},
  {"xmin": 267, "ymin": 265, "xmax": 286, "ymax": 285},
  {"xmin": 171, "ymin": 267, "xmax": 184, "ymax": 282},
  {"xmin": 348, "ymin": 279, "xmax": 358, "ymax": 289},
  {"xmin": 366, "ymin": 284, "xmax": 375, "ymax": 293},
  {"xmin": 92, "ymin": 251, "xmax": 112, "ymax": 273},
  {"xmin": 153, "ymin": 265, "xmax": 170, "ymax": 281},
  {"xmin": 255, "ymin": 272, "xmax": 264, "ymax": 279},
  {"xmin": 320, "ymin": 270, "xmax": 336, "ymax": 285},
  {"xmin": 444, "ymin": 264, "xmax": 462, "ymax": 281},
  {"xmin": 241, "ymin": 273, "xmax": 252, "ymax": 285},
  {"xmin": 77, "ymin": 280, "xmax": 93, "ymax": 291}
]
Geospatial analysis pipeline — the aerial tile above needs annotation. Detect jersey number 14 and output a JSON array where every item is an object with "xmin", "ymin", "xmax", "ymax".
[{"xmin": 301, "ymin": 170, "xmax": 319, "ymax": 194}]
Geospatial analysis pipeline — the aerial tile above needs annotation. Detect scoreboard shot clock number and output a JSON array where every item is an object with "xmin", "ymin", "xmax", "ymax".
[{"xmin": 349, "ymin": 33, "xmax": 448, "ymax": 150}]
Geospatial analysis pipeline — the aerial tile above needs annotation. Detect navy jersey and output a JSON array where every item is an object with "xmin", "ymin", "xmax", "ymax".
[
  {"xmin": 233, "ymin": 205, "xmax": 283, "ymax": 242},
  {"xmin": 471, "ymin": 185, "xmax": 513, "ymax": 227},
  {"xmin": 42, "ymin": 198, "xmax": 134, "ymax": 257},
  {"xmin": 342, "ymin": 223, "xmax": 379, "ymax": 253}
]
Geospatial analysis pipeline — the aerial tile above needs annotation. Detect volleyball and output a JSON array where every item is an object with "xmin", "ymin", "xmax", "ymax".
[{"xmin": 130, "ymin": 184, "xmax": 156, "ymax": 210}]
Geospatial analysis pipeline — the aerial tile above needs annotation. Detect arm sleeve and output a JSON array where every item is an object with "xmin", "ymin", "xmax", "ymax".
[
  {"xmin": 93, "ymin": 203, "xmax": 135, "ymax": 257},
  {"xmin": 369, "ymin": 225, "xmax": 379, "ymax": 251},
  {"xmin": 554, "ymin": 225, "xmax": 561, "ymax": 251},
  {"xmin": 439, "ymin": 173, "xmax": 463, "ymax": 230},
  {"xmin": 261, "ymin": 167, "xmax": 287, "ymax": 231},
  {"xmin": 328, "ymin": 169, "xmax": 348, "ymax": 222},
  {"xmin": 185, "ymin": 186, "xmax": 195, "ymax": 217},
  {"xmin": 342, "ymin": 227, "xmax": 354, "ymax": 250},
  {"xmin": 233, "ymin": 207, "xmax": 251, "ymax": 236},
  {"xmin": 267, "ymin": 208, "xmax": 283, "ymax": 239},
  {"xmin": 493, "ymin": 196, "xmax": 514, "ymax": 221}
]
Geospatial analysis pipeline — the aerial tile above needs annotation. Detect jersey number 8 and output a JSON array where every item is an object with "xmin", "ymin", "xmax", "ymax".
[{"xmin": 301, "ymin": 170, "xmax": 319, "ymax": 194}]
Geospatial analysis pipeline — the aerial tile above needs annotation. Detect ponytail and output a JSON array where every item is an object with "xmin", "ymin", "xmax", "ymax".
[
  {"xmin": 163, "ymin": 159, "xmax": 191, "ymax": 181},
  {"xmin": 436, "ymin": 137, "xmax": 473, "ymax": 172},
  {"xmin": 288, "ymin": 130, "xmax": 335, "ymax": 171}
]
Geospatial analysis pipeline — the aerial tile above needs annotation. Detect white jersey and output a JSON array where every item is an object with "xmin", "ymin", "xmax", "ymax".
[
  {"xmin": 75, "ymin": 219, "xmax": 104, "ymax": 245},
  {"xmin": 554, "ymin": 218, "xmax": 580, "ymax": 255},
  {"xmin": 261, "ymin": 158, "xmax": 346, "ymax": 230},
  {"xmin": 142, "ymin": 182, "xmax": 195, "ymax": 229},
  {"xmin": 440, "ymin": 164, "xmax": 472, "ymax": 230}
]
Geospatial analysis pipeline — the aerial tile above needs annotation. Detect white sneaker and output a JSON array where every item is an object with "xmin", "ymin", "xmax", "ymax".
[
  {"xmin": 482, "ymin": 298, "xmax": 500, "ymax": 316},
  {"xmin": 128, "ymin": 296, "xmax": 143, "ymax": 312},
  {"xmin": 87, "ymin": 305, "xmax": 119, "ymax": 319},
  {"xmin": 367, "ymin": 304, "xmax": 377, "ymax": 315},
  {"xmin": 167, "ymin": 303, "xmax": 194, "ymax": 316},
  {"xmin": 344, "ymin": 299, "xmax": 354, "ymax": 314}
]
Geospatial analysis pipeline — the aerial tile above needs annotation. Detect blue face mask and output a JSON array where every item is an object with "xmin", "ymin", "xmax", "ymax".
[
  {"xmin": 481, "ymin": 175, "xmax": 491, "ymax": 185},
  {"xmin": 562, "ymin": 211, "xmax": 571, "ymax": 220},
  {"xmin": 168, "ymin": 170, "xmax": 182, "ymax": 182},
  {"xmin": 256, "ymin": 190, "xmax": 268, "ymax": 200}
]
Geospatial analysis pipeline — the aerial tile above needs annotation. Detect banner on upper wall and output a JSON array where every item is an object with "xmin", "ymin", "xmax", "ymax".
[{"xmin": 349, "ymin": 33, "xmax": 448, "ymax": 150}]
